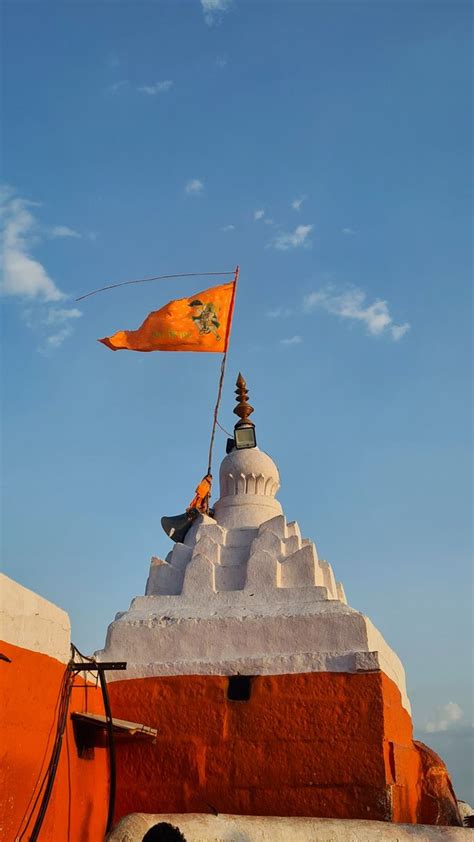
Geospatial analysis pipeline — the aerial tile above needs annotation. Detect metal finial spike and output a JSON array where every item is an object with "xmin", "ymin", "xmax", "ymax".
[{"xmin": 234, "ymin": 373, "xmax": 254, "ymax": 424}]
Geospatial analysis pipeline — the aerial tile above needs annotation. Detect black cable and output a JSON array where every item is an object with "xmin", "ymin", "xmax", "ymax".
[
  {"xmin": 76, "ymin": 270, "xmax": 235, "ymax": 302},
  {"xmin": 16, "ymin": 666, "xmax": 71, "ymax": 840},
  {"xmin": 18, "ymin": 646, "xmax": 119, "ymax": 839},
  {"xmin": 25, "ymin": 667, "xmax": 75, "ymax": 841}
]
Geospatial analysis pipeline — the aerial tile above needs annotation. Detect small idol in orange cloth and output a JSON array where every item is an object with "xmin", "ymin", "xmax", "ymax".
[{"xmin": 187, "ymin": 474, "xmax": 212, "ymax": 514}]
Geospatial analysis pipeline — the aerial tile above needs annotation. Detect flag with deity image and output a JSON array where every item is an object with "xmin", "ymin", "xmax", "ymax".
[{"xmin": 98, "ymin": 281, "xmax": 236, "ymax": 353}]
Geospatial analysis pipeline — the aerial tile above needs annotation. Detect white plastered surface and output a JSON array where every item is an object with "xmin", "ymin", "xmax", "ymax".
[
  {"xmin": 107, "ymin": 813, "xmax": 469, "ymax": 842},
  {"xmin": 0, "ymin": 573, "xmax": 71, "ymax": 663},
  {"xmin": 97, "ymin": 447, "xmax": 410, "ymax": 711}
]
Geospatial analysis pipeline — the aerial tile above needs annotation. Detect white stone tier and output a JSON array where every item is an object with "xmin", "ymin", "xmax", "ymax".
[{"xmin": 97, "ymin": 509, "xmax": 409, "ymax": 711}]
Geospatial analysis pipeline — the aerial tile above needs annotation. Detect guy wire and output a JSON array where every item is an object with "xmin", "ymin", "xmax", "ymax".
[{"xmin": 76, "ymin": 270, "xmax": 235, "ymax": 302}]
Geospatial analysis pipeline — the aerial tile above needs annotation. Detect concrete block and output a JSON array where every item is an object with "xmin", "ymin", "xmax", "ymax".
[
  {"xmin": 286, "ymin": 520, "xmax": 301, "ymax": 541},
  {"xmin": 250, "ymin": 530, "xmax": 285, "ymax": 559},
  {"xmin": 258, "ymin": 514, "xmax": 287, "ymax": 540},
  {"xmin": 146, "ymin": 559, "xmax": 184, "ymax": 596},
  {"xmin": 169, "ymin": 543, "xmax": 193, "ymax": 570},
  {"xmin": 181, "ymin": 554, "xmax": 214, "ymax": 595},
  {"xmin": 214, "ymin": 564, "xmax": 246, "ymax": 592},
  {"xmin": 192, "ymin": 535, "xmax": 221, "ymax": 565},
  {"xmin": 320, "ymin": 560, "xmax": 338, "ymax": 599},
  {"xmin": 245, "ymin": 550, "xmax": 277, "ymax": 590},
  {"xmin": 283, "ymin": 534, "xmax": 301, "ymax": 556},
  {"xmin": 337, "ymin": 581, "xmax": 347, "ymax": 604},
  {"xmin": 278, "ymin": 544, "xmax": 319, "ymax": 588},
  {"xmin": 195, "ymin": 523, "xmax": 226, "ymax": 545}
]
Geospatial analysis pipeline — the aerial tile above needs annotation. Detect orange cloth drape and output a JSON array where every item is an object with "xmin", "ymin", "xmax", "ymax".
[{"xmin": 99, "ymin": 281, "xmax": 236, "ymax": 353}]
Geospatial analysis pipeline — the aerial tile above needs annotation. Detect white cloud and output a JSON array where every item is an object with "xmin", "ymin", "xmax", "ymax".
[
  {"xmin": 254, "ymin": 209, "xmax": 265, "ymax": 221},
  {"xmin": 267, "ymin": 306, "xmax": 292, "ymax": 318},
  {"xmin": 106, "ymin": 80, "xmax": 129, "ymax": 94},
  {"xmin": 201, "ymin": 0, "xmax": 232, "ymax": 26},
  {"xmin": 51, "ymin": 225, "xmax": 81, "ymax": 239},
  {"xmin": 1, "ymin": 188, "xmax": 82, "ymax": 350},
  {"xmin": 304, "ymin": 285, "xmax": 410, "ymax": 340},
  {"xmin": 221, "ymin": 224, "xmax": 235, "ymax": 231},
  {"xmin": 45, "ymin": 308, "xmax": 82, "ymax": 325},
  {"xmin": 291, "ymin": 195, "xmax": 306, "ymax": 212},
  {"xmin": 185, "ymin": 178, "xmax": 204, "ymax": 195},
  {"xmin": 391, "ymin": 322, "xmax": 410, "ymax": 341},
  {"xmin": 215, "ymin": 56, "xmax": 228, "ymax": 68},
  {"xmin": 45, "ymin": 326, "xmax": 74, "ymax": 349},
  {"xmin": 263, "ymin": 218, "xmax": 274, "ymax": 226},
  {"xmin": 1, "ymin": 190, "xmax": 65, "ymax": 302},
  {"xmin": 342, "ymin": 227, "xmax": 356, "ymax": 235},
  {"xmin": 138, "ymin": 80, "xmax": 173, "ymax": 95},
  {"xmin": 272, "ymin": 224, "xmax": 313, "ymax": 251},
  {"xmin": 426, "ymin": 702, "xmax": 464, "ymax": 734},
  {"xmin": 280, "ymin": 335, "xmax": 303, "ymax": 346}
]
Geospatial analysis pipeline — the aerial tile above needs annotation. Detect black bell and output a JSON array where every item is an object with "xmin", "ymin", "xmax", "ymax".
[{"xmin": 161, "ymin": 507, "xmax": 199, "ymax": 543}]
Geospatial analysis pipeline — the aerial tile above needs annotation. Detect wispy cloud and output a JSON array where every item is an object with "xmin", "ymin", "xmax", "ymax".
[
  {"xmin": 201, "ymin": 0, "xmax": 232, "ymax": 26},
  {"xmin": 304, "ymin": 285, "xmax": 410, "ymax": 340},
  {"xmin": 45, "ymin": 307, "xmax": 82, "ymax": 325},
  {"xmin": 51, "ymin": 225, "xmax": 81, "ymax": 239},
  {"xmin": 106, "ymin": 79, "xmax": 129, "ymax": 95},
  {"xmin": 185, "ymin": 178, "xmax": 204, "ymax": 195},
  {"xmin": 342, "ymin": 227, "xmax": 356, "ymax": 235},
  {"xmin": 1, "ymin": 187, "xmax": 82, "ymax": 349},
  {"xmin": 391, "ymin": 323, "xmax": 410, "ymax": 340},
  {"xmin": 107, "ymin": 79, "xmax": 173, "ymax": 96},
  {"xmin": 43, "ymin": 308, "xmax": 83, "ymax": 349},
  {"xmin": 254, "ymin": 209, "xmax": 265, "ymax": 221},
  {"xmin": 272, "ymin": 224, "xmax": 313, "ymax": 251},
  {"xmin": 221, "ymin": 224, "xmax": 235, "ymax": 231},
  {"xmin": 267, "ymin": 306, "xmax": 292, "ymax": 318},
  {"xmin": 45, "ymin": 326, "xmax": 75, "ymax": 349},
  {"xmin": 138, "ymin": 80, "xmax": 173, "ymax": 95},
  {"xmin": 106, "ymin": 53, "xmax": 120, "ymax": 70},
  {"xmin": 280, "ymin": 335, "xmax": 303, "ymax": 346},
  {"xmin": 291, "ymin": 195, "xmax": 306, "ymax": 212},
  {"xmin": 426, "ymin": 702, "xmax": 464, "ymax": 734},
  {"xmin": 215, "ymin": 55, "xmax": 228, "ymax": 68}
]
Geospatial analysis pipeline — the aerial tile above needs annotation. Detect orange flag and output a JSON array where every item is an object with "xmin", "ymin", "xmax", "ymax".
[{"xmin": 99, "ymin": 281, "xmax": 236, "ymax": 353}]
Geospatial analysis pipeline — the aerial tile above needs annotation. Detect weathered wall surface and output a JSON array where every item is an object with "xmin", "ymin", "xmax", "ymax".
[
  {"xmin": 107, "ymin": 812, "xmax": 472, "ymax": 842},
  {"xmin": 0, "ymin": 576, "xmax": 109, "ymax": 842},
  {"xmin": 107, "ymin": 670, "xmax": 460, "ymax": 827},
  {"xmin": 0, "ymin": 573, "xmax": 70, "ymax": 663}
]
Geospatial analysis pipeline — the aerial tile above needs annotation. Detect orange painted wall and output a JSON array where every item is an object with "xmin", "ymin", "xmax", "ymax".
[
  {"xmin": 0, "ymin": 640, "xmax": 109, "ymax": 842},
  {"xmin": 108, "ymin": 671, "xmax": 460, "ymax": 826}
]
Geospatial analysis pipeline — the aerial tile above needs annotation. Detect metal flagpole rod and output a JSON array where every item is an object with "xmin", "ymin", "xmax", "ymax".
[{"xmin": 207, "ymin": 264, "xmax": 240, "ymax": 476}]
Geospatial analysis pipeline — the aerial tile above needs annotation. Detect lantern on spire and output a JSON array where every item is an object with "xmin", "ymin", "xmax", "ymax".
[{"xmin": 233, "ymin": 373, "xmax": 257, "ymax": 450}]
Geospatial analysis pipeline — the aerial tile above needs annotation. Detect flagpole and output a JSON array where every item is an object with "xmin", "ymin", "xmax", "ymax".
[{"xmin": 207, "ymin": 265, "xmax": 240, "ymax": 477}]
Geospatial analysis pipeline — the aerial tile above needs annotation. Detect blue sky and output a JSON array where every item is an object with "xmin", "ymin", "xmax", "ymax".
[{"xmin": 2, "ymin": 0, "xmax": 472, "ymax": 800}]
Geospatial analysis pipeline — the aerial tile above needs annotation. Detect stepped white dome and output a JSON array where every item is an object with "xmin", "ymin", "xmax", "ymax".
[{"xmin": 213, "ymin": 447, "xmax": 282, "ymax": 528}]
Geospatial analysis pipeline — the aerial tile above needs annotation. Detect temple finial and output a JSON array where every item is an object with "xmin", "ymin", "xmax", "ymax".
[{"xmin": 233, "ymin": 373, "xmax": 254, "ymax": 426}]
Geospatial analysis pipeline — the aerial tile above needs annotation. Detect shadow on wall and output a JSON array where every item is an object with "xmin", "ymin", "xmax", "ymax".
[{"xmin": 79, "ymin": 799, "xmax": 94, "ymax": 842}]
